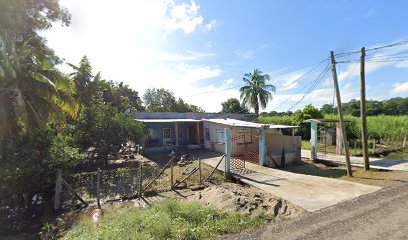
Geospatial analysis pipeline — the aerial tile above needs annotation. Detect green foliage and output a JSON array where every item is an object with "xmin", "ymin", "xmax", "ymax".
[
  {"xmin": 259, "ymin": 104, "xmax": 408, "ymax": 141},
  {"xmin": 240, "ymin": 68, "xmax": 276, "ymax": 115},
  {"xmin": 338, "ymin": 97, "xmax": 408, "ymax": 117},
  {"xmin": 75, "ymin": 100, "xmax": 146, "ymax": 163},
  {"xmin": 63, "ymin": 199, "xmax": 264, "ymax": 240},
  {"xmin": 143, "ymin": 88, "xmax": 203, "ymax": 112},
  {"xmin": 69, "ymin": 57, "xmax": 144, "ymax": 112},
  {"xmin": 221, "ymin": 98, "xmax": 249, "ymax": 113},
  {"xmin": 0, "ymin": 0, "xmax": 77, "ymax": 136},
  {"xmin": 0, "ymin": 126, "xmax": 83, "ymax": 203}
]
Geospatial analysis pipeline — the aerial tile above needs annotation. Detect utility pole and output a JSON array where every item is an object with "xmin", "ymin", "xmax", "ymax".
[
  {"xmin": 330, "ymin": 51, "xmax": 353, "ymax": 177},
  {"xmin": 360, "ymin": 47, "xmax": 370, "ymax": 170}
]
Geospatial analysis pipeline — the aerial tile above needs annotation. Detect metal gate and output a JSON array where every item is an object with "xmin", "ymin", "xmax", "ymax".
[{"xmin": 230, "ymin": 134, "xmax": 259, "ymax": 170}]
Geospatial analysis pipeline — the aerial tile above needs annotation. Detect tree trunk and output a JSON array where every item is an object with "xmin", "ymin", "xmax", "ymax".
[{"xmin": 254, "ymin": 103, "xmax": 259, "ymax": 116}]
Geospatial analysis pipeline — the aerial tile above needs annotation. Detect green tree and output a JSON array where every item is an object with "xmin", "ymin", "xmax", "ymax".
[
  {"xmin": 75, "ymin": 100, "xmax": 146, "ymax": 164},
  {"xmin": 221, "ymin": 98, "xmax": 249, "ymax": 113},
  {"xmin": 320, "ymin": 104, "xmax": 336, "ymax": 115},
  {"xmin": 0, "ymin": 0, "xmax": 77, "ymax": 137},
  {"xmin": 239, "ymin": 68, "xmax": 276, "ymax": 115},
  {"xmin": 143, "ymin": 88, "xmax": 203, "ymax": 112}
]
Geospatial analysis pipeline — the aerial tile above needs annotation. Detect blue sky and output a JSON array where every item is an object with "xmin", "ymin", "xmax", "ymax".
[{"xmin": 43, "ymin": 0, "xmax": 408, "ymax": 112}]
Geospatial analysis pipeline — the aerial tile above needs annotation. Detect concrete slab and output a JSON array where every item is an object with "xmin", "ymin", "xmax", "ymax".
[
  {"xmin": 202, "ymin": 155, "xmax": 381, "ymax": 212},
  {"xmin": 302, "ymin": 149, "xmax": 408, "ymax": 171}
]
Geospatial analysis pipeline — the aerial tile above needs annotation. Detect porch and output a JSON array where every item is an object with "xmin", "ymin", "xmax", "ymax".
[{"xmin": 137, "ymin": 119, "xmax": 205, "ymax": 152}]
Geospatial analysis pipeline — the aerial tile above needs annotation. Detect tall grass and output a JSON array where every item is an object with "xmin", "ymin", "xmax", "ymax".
[
  {"xmin": 63, "ymin": 199, "xmax": 264, "ymax": 240},
  {"xmin": 259, "ymin": 114, "xmax": 408, "ymax": 141}
]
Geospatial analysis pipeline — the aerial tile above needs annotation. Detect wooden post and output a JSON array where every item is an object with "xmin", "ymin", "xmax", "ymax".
[
  {"xmin": 360, "ymin": 47, "xmax": 369, "ymax": 170},
  {"xmin": 170, "ymin": 164, "xmax": 174, "ymax": 190},
  {"xmin": 96, "ymin": 168, "xmax": 101, "ymax": 209},
  {"xmin": 54, "ymin": 169, "xmax": 62, "ymax": 211},
  {"xmin": 403, "ymin": 136, "xmax": 406, "ymax": 148},
  {"xmin": 330, "ymin": 51, "xmax": 352, "ymax": 177},
  {"xmin": 139, "ymin": 164, "xmax": 143, "ymax": 198},
  {"xmin": 199, "ymin": 158, "xmax": 202, "ymax": 185}
]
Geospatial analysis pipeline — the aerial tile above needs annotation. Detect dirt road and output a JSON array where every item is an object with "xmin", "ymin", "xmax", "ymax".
[{"xmin": 224, "ymin": 183, "xmax": 408, "ymax": 240}]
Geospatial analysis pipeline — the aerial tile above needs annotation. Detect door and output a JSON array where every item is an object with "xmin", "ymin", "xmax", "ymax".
[
  {"xmin": 163, "ymin": 128, "xmax": 172, "ymax": 146},
  {"xmin": 188, "ymin": 126, "xmax": 196, "ymax": 144}
]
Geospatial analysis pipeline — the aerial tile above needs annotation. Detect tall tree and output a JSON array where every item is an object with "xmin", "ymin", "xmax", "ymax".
[
  {"xmin": 221, "ymin": 98, "xmax": 249, "ymax": 113},
  {"xmin": 0, "ymin": 0, "xmax": 77, "ymax": 136},
  {"xmin": 143, "ymin": 88, "xmax": 203, "ymax": 112},
  {"xmin": 239, "ymin": 68, "xmax": 276, "ymax": 115}
]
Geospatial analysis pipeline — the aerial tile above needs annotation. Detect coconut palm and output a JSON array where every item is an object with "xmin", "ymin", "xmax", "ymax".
[
  {"xmin": 239, "ymin": 68, "xmax": 276, "ymax": 115},
  {"xmin": 0, "ymin": 36, "xmax": 78, "ymax": 136}
]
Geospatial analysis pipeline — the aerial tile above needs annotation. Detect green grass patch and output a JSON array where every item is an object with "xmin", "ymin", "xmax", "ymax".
[{"xmin": 63, "ymin": 199, "xmax": 264, "ymax": 240}]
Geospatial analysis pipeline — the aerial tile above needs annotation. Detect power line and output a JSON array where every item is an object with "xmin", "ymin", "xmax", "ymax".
[
  {"xmin": 271, "ymin": 62, "xmax": 330, "ymax": 112},
  {"xmin": 334, "ymin": 39, "xmax": 408, "ymax": 58},
  {"xmin": 287, "ymin": 65, "xmax": 331, "ymax": 112}
]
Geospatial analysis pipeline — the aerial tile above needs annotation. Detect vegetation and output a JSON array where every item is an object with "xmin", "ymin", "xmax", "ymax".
[
  {"xmin": 258, "ymin": 104, "xmax": 408, "ymax": 141},
  {"xmin": 143, "ymin": 88, "xmax": 203, "ymax": 112},
  {"xmin": 63, "ymin": 199, "xmax": 264, "ymax": 240},
  {"xmin": 220, "ymin": 98, "xmax": 249, "ymax": 113},
  {"xmin": 319, "ymin": 97, "xmax": 408, "ymax": 116},
  {"xmin": 0, "ymin": 0, "xmax": 147, "ymax": 212},
  {"xmin": 239, "ymin": 68, "xmax": 276, "ymax": 115}
]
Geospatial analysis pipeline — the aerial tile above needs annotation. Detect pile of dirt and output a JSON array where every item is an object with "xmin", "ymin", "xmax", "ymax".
[{"xmin": 182, "ymin": 182, "xmax": 305, "ymax": 220}]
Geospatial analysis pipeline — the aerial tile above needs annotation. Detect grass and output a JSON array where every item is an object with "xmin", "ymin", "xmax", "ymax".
[
  {"xmin": 286, "ymin": 160, "xmax": 408, "ymax": 187},
  {"xmin": 62, "ymin": 199, "xmax": 264, "ymax": 240}
]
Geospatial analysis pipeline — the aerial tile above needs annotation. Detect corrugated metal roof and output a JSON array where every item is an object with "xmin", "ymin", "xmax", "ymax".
[
  {"xmin": 136, "ymin": 119, "xmax": 201, "ymax": 123},
  {"xmin": 203, "ymin": 118, "xmax": 269, "ymax": 128},
  {"xmin": 269, "ymin": 125, "xmax": 299, "ymax": 129}
]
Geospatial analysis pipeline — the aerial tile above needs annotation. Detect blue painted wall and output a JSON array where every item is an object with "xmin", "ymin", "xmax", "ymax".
[{"xmin": 144, "ymin": 122, "xmax": 191, "ymax": 146}]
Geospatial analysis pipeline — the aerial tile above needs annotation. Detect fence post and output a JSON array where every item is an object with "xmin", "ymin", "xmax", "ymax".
[
  {"xmin": 139, "ymin": 164, "xmax": 143, "ymax": 198},
  {"xmin": 198, "ymin": 158, "xmax": 202, "ymax": 185},
  {"xmin": 403, "ymin": 136, "xmax": 406, "ymax": 148},
  {"xmin": 54, "ymin": 169, "xmax": 62, "ymax": 211},
  {"xmin": 224, "ymin": 128, "xmax": 231, "ymax": 177},
  {"xmin": 96, "ymin": 168, "xmax": 101, "ymax": 209},
  {"xmin": 170, "ymin": 163, "xmax": 174, "ymax": 190}
]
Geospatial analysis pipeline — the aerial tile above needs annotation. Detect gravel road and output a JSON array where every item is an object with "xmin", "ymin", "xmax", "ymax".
[{"xmin": 224, "ymin": 183, "xmax": 408, "ymax": 240}]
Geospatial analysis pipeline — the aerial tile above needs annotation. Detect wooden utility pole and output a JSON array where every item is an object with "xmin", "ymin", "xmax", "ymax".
[
  {"xmin": 330, "ymin": 51, "xmax": 353, "ymax": 177},
  {"xmin": 360, "ymin": 47, "xmax": 370, "ymax": 170}
]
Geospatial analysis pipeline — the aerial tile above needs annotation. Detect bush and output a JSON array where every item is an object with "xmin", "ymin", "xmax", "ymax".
[
  {"xmin": 63, "ymin": 199, "xmax": 263, "ymax": 240},
  {"xmin": 74, "ymin": 100, "xmax": 147, "ymax": 164},
  {"xmin": 0, "ymin": 126, "xmax": 84, "ymax": 206}
]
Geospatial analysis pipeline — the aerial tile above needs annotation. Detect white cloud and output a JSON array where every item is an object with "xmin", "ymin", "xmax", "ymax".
[
  {"xmin": 391, "ymin": 82, "xmax": 408, "ymax": 94},
  {"xmin": 235, "ymin": 49, "xmax": 255, "ymax": 59},
  {"xmin": 40, "ymin": 0, "xmax": 222, "ymax": 111},
  {"xmin": 163, "ymin": 0, "xmax": 203, "ymax": 34},
  {"xmin": 223, "ymin": 78, "xmax": 235, "ymax": 86},
  {"xmin": 203, "ymin": 20, "xmax": 218, "ymax": 32}
]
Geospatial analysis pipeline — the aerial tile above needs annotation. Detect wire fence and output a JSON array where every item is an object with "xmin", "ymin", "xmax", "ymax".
[{"xmin": 60, "ymin": 164, "xmax": 165, "ymax": 209}]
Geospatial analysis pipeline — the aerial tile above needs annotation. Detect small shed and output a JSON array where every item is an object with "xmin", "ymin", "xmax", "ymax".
[{"xmin": 304, "ymin": 119, "xmax": 351, "ymax": 160}]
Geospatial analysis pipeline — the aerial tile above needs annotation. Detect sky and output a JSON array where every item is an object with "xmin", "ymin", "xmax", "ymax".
[{"xmin": 42, "ymin": 0, "xmax": 408, "ymax": 113}]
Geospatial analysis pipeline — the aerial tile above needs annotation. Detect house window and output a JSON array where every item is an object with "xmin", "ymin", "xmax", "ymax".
[
  {"xmin": 205, "ymin": 128, "xmax": 210, "ymax": 141},
  {"xmin": 216, "ymin": 129, "xmax": 224, "ymax": 143},
  {"xmin": 178, "ymin": 127, "xmax": 183, "ymax": 138},
  {"xmin": 163, "ymin": 128, "xmax": 171, "ymax": 139}
]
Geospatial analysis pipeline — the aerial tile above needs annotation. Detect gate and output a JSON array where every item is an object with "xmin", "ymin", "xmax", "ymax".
[{"xmin": 230, "ymin": 133, "xmax": 259, "ymax": 170}]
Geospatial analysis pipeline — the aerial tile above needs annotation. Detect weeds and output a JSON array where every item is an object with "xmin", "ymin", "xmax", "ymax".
[{"xmin": 63, "ymin": 199, "xmax": 264, "ymax": 239}]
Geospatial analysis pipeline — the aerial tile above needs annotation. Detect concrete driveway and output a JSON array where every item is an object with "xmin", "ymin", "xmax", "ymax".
[{"xmin": 202, "ymin": 152, "xmax": 381, "ymax": 212}]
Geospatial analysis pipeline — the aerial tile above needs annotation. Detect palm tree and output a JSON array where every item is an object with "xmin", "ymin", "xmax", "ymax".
[
  {"xmin": 239, "ymin": 68, "xmax": 276, "ymax": 115},
  {"xmin": 0, "ymin": 36, "xmax": 78, "ymax": 136}
]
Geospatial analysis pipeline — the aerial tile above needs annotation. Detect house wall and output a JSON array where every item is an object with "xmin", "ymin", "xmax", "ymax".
[
  {"xmin": 202, "ymin": 121, "xmax": 259, "ymax": 155},
  {"xmin": 143, "ymin": 122, "xmax": 204, "ymax": 147},
  {"xmin": 264, "ymin": 134, "xmax": 301, "ymax": 167}
]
